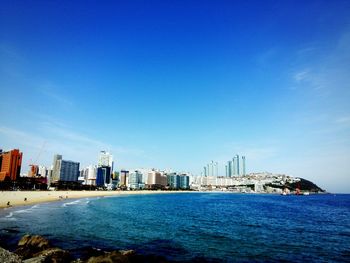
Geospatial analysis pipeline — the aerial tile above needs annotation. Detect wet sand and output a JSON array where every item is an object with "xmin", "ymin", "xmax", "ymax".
[{"xmin": 0, "ymin": 190, "xmax": 190, "ymax": 208}]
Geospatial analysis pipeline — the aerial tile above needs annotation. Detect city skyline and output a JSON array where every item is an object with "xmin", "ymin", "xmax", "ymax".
[{"xmin": 1, "ymin": 1, "xmax": 350, "ymax": 193}]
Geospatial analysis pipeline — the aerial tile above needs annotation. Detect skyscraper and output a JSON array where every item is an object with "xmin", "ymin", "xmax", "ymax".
[
  {"xmin": 0, "ymin": 149, "xmax": 22, "ymax": 181},
  {"xmin": 227, "ymin": 161, "xmax": 233, "ymax": 177},
  {"xmin": 96, "ymin": 166, "xmax": 111, "ymax": 186},
  {"xmin": 242, "ymin": 156, "xmax": 246, "ymax": 176},
  {"xmin": 98, "ymin": 151, "xmax": 113, "ymax": 168},
  {"xmin": 235, "ymin": 154, "xmax": 240, "ymax": 175},
  {"xmin": 98, "ymin": 151, "xmax": 113, "ymax": 186},
  {"xmin": 232, "ymin": 156, "xmax": 237, "ymax": 175}
]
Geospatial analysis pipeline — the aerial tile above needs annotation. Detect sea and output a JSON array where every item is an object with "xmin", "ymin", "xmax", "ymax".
[{"xmin": 0, "ymin": 193, "xmax": 349, "ymax": 262}]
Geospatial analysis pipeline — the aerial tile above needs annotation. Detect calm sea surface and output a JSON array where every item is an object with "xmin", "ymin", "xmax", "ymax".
[{"xmin": 0, "ymin": 193, "xmax": 349, "ymax": 262}]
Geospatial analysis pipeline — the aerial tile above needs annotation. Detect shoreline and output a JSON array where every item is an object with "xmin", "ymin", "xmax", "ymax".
[{"xmin": 0, "ymin": 190, "xmax": 194, "ymax": 209}]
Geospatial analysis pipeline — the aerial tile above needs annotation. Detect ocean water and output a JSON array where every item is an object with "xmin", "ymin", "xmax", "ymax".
[{"xmin": 0, "ymin": 193, "xmax": 349, "ymax": 262}]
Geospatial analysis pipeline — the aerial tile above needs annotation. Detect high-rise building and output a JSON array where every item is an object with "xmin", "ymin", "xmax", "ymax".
[
  {"xmin": 52, "ymin": 154, "xmax": 62, "ymax": 182},
  {"xmin": 227, "ymin": 154, "xmax": 246, "ymax": 176},
  {"xmin": 129, "ymin": 170, "xmax": 143, "ymax": 189},
  {"xmin": 179, "ymin": 174, "xmax": 190, "ymax": 189},
  {"xmin": 119, "ymin": 170, "xmax": 129, "ymax": 187},
  {"xmin": 98, "ymin": 151, "xmax": 113, "ymax": 168},
  {"xmin": 235, "ymin": 154, "xmax": 240, "ymax": 175},
  {"xmin": 97, "ymin": 151, "xmax": 113, "ymax": 186},
  {"xmin": 146, "ymin": 170, "xmax": 167, "ymax": 188},
  {"xmin": 111, "ymin": 171, "xmax": 119, "ymax": 186},
  {"xmin": 87, "ymin": 165, "xmax": 97, "ymax": 185},
  {"xmin": 232, "ymin": 157, "xmax": 236, "ymax": 175},
  {"xmin": 0, "ymin": 149, "xmax": 22, "ymax": 181},
  {"xmin": 167, "ymin": 173, "xmax": 180, "ymax": 189},
  {"xmin": 51, "ymin": 154, "xmax": 79, "ymax": 183},
  {"xmin": 96, "ymin": 166, "xmax": 111, "ymax": 187},
  {"xmin": 227, "ymin": 160, "xmax": 233, "ymax": 177},
  {"xmin": 166, "ymin": 173, "xmax": 189, "ymax": 189},
  {"xmin": 60, "ymin": 160, "xmax": 80, "ymax": 182},
  {"xmin": 242, "ymin": 156, "xmax": 246, "ymax": 176}
]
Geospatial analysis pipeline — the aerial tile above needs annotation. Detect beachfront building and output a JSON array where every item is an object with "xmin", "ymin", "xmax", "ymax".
[
  {"xmin": 0, "ymin": 149, "xmax": 23, "ymax": 181},
  {"xmin": 111, "ymin": 171, "xmax": 119, "ymax": 186},
  {"xmin": 167, "ymin": 173, "xmax": 180, "ymax": 189},
  {"xmin": 119, "ymin": 170, "xmax": 129, "ymax": 188},
  {"xmin": 179, "ymin": 174, "xmax": 190, "ymax": 189},
  {"xmin": 146, "ymin": 170, "xmax": 167, "ymax": 189},
  {"xmin": 128, "ymin": 170, "xmax": 144, "ymax": 190},
  {"xmin": 166, "ymin": 173, "xmax": 190, "ymax": 190},
  {"xmin": 60, "ymin": 160, "xmax": 80, "ymax": 182},
  {"xmin": 96, "ymin": 166, "xmax": 111, "ymax": 187},
  {"xmin": 51, "ymin": 154, "xmax": 80, "ymax": 183},
  {"xmin": 97, "ymin": 151, "xmax": 113, "ymax": 187},
  {"xmin": 81, "ymin": 165, "xmax": 97, "ymax": 186}
]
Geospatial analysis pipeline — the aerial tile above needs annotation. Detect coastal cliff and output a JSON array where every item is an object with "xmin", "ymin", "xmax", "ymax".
[{"xmin": 265, "ymin": 177, "xmax": 325, "ymax": 193}]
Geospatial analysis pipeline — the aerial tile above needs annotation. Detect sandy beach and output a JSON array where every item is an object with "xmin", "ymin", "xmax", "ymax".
[{"xmin": 0, "ymin": 190, "xmax": 190, "ymax": 208}]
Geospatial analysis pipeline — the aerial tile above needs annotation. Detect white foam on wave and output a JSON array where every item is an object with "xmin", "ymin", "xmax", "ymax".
[
  {"xmin": 5, "ymin": 212, "xmax": 13, "ymax": 218},
  {"xmin": 14, "ymin": 204, "xmax": 39, "ymax": 214},
  {"xmin": 0, "ymin": 212, "xmax": 16, "ymax": 221},
  {"xmin": 62, "ymin": 199, "xmax": 82, "ymax": 207}
]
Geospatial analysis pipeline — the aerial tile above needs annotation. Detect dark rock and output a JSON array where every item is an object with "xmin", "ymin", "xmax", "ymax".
[
  {"xmin": 86, "ymin": 251, "xmax": 130, "ymax": 263},
  {"xmin": 17, "ymin": 235, "xmax": 50, "ymax": 250},
  {"xmin": 22, "ymin": 248, "xmax": 71, "ymax": 263},
  {"xmin": 15, "ymin": 234, "xmax": 71, "ymax": 262},
  {"xmin": 119, "ymin": 250, "xmax": 135, "ymax": 257},
  {"xmin": 0, "ymin": 247, "xmax": 22, "ymax": 263},
  {"xmin": 69, "ymin": 246, "xmax": 105, "ymax": 261},
  {"xmin": 15, "ymin": 235, "xmax": 71, "ymax": 261}
]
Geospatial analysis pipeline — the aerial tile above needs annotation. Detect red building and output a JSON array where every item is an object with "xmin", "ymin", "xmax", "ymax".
[{"xmin": 0, "ymin": 149, "xmax": 23, "ymax": 181}]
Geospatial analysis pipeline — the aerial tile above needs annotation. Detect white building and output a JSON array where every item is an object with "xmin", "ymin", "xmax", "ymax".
[{"xmin": 98, "ymin": 151, "xmax": 113, "ymax": 167}]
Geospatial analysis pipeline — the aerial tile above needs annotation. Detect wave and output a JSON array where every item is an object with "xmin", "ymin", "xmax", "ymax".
[
  {"xmin": 14, "ymin": 205, "xmax": 39, "ymax": 214},
  {"xmin": 5, "ymin": 212, "xmax": 13, "ymax": 218},
  {"xmin": 62, "ymin": 200, "xmax": 82, "ymax": 207},
  {"xmin": 0, "ymin": 212, "xmax": 17, "ymax": 221}
]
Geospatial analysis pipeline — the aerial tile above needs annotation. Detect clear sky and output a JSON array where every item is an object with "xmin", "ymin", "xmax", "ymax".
[{"xmin": 1, "ymin": 0, "xmax": 350, "ymax": 192}]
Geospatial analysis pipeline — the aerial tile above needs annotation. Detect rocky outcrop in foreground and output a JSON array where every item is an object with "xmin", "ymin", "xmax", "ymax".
[
  {"xmin": 0, "ymin": 234, "xmax": 169, "ymax": 263},
  {"xmin": 0, "ymin": 247, "xmax": 22, "ymax": 263}
]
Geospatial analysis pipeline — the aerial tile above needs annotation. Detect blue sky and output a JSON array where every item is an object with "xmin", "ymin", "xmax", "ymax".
[{"xmin": 1, "ymin": 0, "xmax": 350, "ymax": 192}]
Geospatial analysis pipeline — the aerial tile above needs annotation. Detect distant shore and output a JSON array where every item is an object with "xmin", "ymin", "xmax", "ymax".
[{"xmin": 0, "ymin": 190, "xmax": 193, "ymax": 209}]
